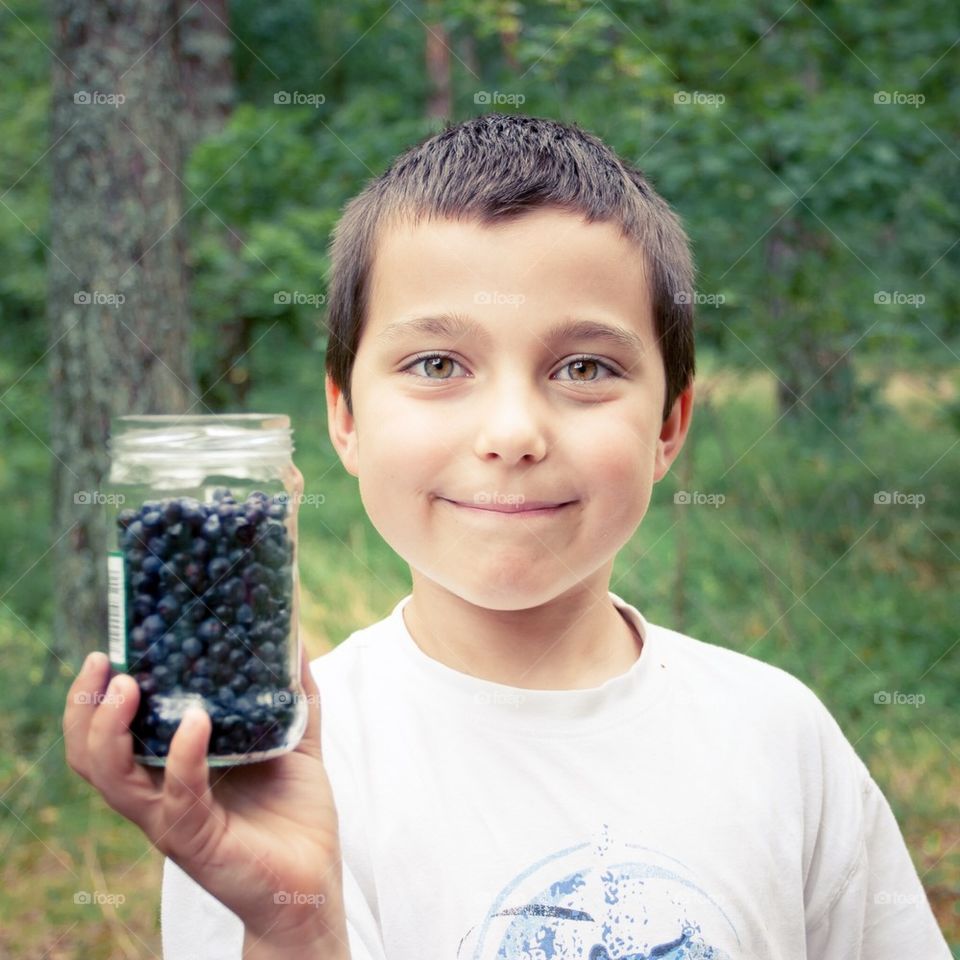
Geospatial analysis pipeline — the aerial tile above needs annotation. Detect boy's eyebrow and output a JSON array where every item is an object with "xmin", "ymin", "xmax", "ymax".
[{"xmin": 375, "ymin": 313, "xmax": 646, "ymax": 355}]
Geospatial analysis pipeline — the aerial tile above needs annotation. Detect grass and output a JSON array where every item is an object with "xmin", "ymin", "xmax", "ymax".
[{"xmin": 1, "ymin": 344, "xmax": 957, "ymax": 955}]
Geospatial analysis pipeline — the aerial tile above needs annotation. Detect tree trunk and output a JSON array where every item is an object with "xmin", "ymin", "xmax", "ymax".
[
  {"xmin": 48, "ymin": 0, "xmax": 196, "ymax": 662},
  {"xmin": 425, "ymin": 0, "xmax": 452, "ymax": 121}
]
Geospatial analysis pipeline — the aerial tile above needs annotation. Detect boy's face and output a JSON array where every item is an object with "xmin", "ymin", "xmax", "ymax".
[{"xmin": 326, "ymin": 207, "xmax": 692, "ymax": 611}]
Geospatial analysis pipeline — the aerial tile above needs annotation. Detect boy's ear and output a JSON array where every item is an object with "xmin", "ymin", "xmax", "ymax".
[
  {"xmin": 653, "ymin": 381, "xmax": 694, "ymax": 482},
  {"xmin": 325, "ymin": 373, "xmax": 359, "ymax": 478}
]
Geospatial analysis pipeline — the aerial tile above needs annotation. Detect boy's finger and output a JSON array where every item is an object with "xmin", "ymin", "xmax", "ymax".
[
  {"xmin": 295, "ymin": 640, "xmax": 323, "ymax": 762},
  {"xmin": 84, "ymin": 672, "xmax": 162, "ymax": 821},
  {"xmin": 63, "ymin": 651, "xmax": 111, "ymax": 779},
  {"xmin": 154, "ymin": 706, "xmax": 221, "ymax": 861}
]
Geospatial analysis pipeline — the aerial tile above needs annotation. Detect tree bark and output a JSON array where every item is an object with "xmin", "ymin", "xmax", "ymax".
[
  {"xmin": 48, "ymin": 0, "xmax": 196, "ymax": 661},
  {"xmin": 425, "ymin": 0, "xmax": 452, "ymax": 121}
]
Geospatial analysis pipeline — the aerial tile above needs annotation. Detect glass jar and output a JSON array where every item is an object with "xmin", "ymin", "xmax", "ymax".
[{"xmin": 105, "ymin": 414, "xmax": 308, "ymax": 767}]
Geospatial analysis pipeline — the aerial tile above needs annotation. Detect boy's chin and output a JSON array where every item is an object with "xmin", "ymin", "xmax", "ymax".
[{"xmin": 416, "ymin": 570, "xmax": 605, "ymax": 613}]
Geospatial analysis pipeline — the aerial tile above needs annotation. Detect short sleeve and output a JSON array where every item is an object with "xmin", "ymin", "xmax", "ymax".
[
  {"xmin": 801, "ymin": 704, "xmax": 951, "ymax": 959},
  {"xmin": 161, "ymin": 855, "xmax": 386, "ymax": 960}
]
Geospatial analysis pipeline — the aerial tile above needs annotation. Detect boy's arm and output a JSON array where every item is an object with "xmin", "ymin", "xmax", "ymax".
[
  {"xmin": 801, "ymin": 696, "xmax": 951, "ymax": 959},
  {"xmin": 162, "ymin": 854, "xmax": 386, "ymax": 960}
]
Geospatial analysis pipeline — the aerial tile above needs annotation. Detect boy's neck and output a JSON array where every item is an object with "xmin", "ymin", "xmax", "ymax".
[{"xmin": 401, "ymin": 577, "xmax": 643, "ymax": 691}]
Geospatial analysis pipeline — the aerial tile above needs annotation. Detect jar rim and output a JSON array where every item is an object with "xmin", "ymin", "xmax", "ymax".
[{"xmin": 109, "ymin": 413, "xmax": 293, "ymax": 462}]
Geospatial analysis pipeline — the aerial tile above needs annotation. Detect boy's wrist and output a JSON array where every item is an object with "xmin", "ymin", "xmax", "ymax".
[{"xmin": 242, "ymin": 920, "xmax": 351, "ymax": 959}]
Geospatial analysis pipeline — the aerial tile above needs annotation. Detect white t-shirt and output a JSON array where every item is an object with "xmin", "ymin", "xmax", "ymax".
[{"xmin": 161, "ymin": 591, "xmax": 951, "ymax": 959}]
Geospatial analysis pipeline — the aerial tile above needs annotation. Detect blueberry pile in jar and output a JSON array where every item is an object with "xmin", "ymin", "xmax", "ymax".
[{"xmin": 116, "ymin": 487, "xmax": 297, "ymax": 761}]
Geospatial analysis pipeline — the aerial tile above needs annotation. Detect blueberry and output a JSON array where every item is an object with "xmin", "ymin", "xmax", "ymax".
[
  {"xmin": 166, "ymin": 651, "xmax": 187, "ymax": 675},
  {"xmin": 222, "ymin": 578, "xmax": 246, "ymax": 604},
  {"xmin": 198, "ymin": 619, "xmax": 223, "ymax": 643},
  {"xmin": 228, "ymin": 647, "xmax": 248, "ymax": 669},
  {"xmin": 182, "ymin": 636, "xmax": 203, "ymax": 659},
  {"xmin": 117, "ymin": 508, "xmax": 138, "ymax": 529},
  {"xmin": 157, "ymin": 594, "xmax": 180, "ymax": 623},
  {"xmin": 141, "ymin": 511, "xmax": 164, "ymax": 531},
  {"xmin": 267, "ymin": 499, "xmax": 287, "ymax": 521},
  {"xmin": 212, "ymin": 603, "xmax": 234, "ymax": 625},
  {"xmin": 123, "ymin": 520, "xmax": 146, "ymax": 546},
  {"xmin": 142, "ymin": 555, "xmax": 164, "ymax": 577},
  {"xmin": 142, "ymin": 614, "xmax": 166, "ymax": 638},
  {"xmin": 163, "ymin": 500, "xmax": 182, "ymax": 524},
  {"xmin": 208, "ymin": 640, "xmax": 230, "ymax": 663},
  {"xmin": 235, "ymin": 604, "xmax": 254, "ymax": 626},
  {"xmin": 187, "ymin": 676, "xmax": 214, "ymax": 696},
  {"xmin": 182, "ymin": 503, "xmax": 206, "ymax": 530},
  {"xmin": 201, "ymin": 515, "xmax": 221, "ymax": 540},
  {"xmin": 132, "ymin": 594, "xmax": 154, "ymax": 620},
  {"xmin": 229, "ymin": 674, "xmax": 249, "ymax": 694},
  {"xmin": 147, "ymin": 535, "xmax": 170, "ymax": 559},
  {"xmin": 189, "ymin": 538, "xmax": 210, "ymax": 560},
  {"xmin": 152, "ymin": 665, "xmax": 175, "ymax": 691},
  {"xmin": 207, "ymin": 557, "xmax": 230, "ymax": 582}
]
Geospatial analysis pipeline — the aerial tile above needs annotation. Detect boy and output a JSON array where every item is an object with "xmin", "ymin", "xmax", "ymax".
[{"xmin": 64, "ymin": 113, "xmax": 951, "ymax": 959}]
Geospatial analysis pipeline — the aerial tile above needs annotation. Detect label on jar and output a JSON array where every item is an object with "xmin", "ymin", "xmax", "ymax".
[{"xmin": 107, "ymin": 551, "xmax": 127, "ymax": 670}]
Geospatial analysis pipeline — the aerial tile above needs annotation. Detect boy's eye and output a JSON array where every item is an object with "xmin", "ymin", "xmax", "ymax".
[{"xmin": 402, "ymin": 353, "xmax": 621, "ymax": 382}]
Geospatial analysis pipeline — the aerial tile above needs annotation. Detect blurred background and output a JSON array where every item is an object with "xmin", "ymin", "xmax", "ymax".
[{"xmin": 0, "ymin": 0, "xmax": 957, "ymax": 955}]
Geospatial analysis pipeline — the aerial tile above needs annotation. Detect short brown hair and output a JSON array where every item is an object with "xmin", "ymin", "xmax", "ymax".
[{"xmin": 324, "ymin": 112, "xmax": 695, "ymax": 420}]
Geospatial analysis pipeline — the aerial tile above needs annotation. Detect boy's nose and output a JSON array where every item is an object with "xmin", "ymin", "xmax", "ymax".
[{"xmin": 472, "ymin": 376, "xmax": 550, "ymax": 465}]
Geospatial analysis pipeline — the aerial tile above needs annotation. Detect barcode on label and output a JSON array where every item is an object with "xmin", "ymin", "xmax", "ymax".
[{"xmin": 107, "ymin": 552, "xmax": 127, "ymax": 669}]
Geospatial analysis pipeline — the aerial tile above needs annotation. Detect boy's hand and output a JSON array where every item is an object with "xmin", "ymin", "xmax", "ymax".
[{"xmin": 63, "ymin": 643, "xmax": 350, "ymax": 954}]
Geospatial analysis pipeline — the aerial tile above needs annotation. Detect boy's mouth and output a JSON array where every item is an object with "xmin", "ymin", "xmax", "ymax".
[{"xmin": 438, "ymin": 497, "xmax": 576, "ymax": 516}]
